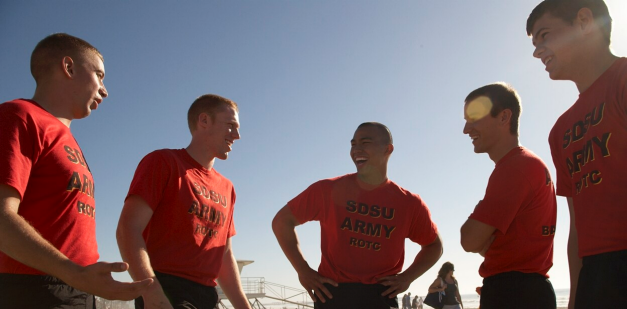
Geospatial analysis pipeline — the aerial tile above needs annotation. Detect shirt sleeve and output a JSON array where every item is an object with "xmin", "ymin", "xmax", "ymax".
[
  {"xmin": 126, "ymin": 151, "xmax": 171, "ymax": 211},
  {"xmin": 0, "ymin": 103, "xmax": 35, "ymax": 198},
  {"xmin": 407, "ymin": 195, "xmax": 438, "ymax": 246},
  {"xmin": 470, "ymin": 164, "xmax": 532, "ymax": 234},
  {"xmin": 287, "ymin": 180, "xmax": 328, "ymax": 224}
]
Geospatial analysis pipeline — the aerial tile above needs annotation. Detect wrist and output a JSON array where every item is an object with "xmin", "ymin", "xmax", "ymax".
[
  {"xmin": 293, "ymin": 261, "xmax": 311, "ymax": 274},
  {"xmin": 56, "ymin": 260, "xmax": 83, "ymax": 286}
]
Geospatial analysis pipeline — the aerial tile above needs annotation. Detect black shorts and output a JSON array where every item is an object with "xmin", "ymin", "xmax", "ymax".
[
  {"xmin": 0, "ymin": 273, "xmax": 95, "ymax": 309},
  {"xmin": 575, "ymin": 249, "xmax": 627, "ymax": 309},
  {"xmin": 313, "ymin": 282, "xmax": 398, "ymax": 309},
  {"xmin": 480, "ymin": 271, "xmax": 555, "ymax": 309},
  {"xmin": 135, "ymin": 271, "xmax": 218, "ymax": 309}
]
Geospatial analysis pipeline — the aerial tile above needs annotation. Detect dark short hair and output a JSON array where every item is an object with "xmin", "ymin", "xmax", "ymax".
[
  {"xmin": 357, "ymin": 122, "xmax": 393, "ymax": 145},
  {"xmin": 465, "ymin": 82, "xmax": 522, "ymax": 136},
  {"xmin": 526, "ymin": 0, "xmax": 612, "ymax": 44},
  {"xmin": 187, "ymin": 94, "xmax": 239, "ymax": 132},
  {"xmin": 30, "ymin": 33, "xmax": 102, "ymax": 82}
]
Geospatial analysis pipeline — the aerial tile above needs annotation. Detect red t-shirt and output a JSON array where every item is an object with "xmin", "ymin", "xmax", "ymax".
[
  {"xmin": 288, "ymin": 174, "xmax": 438, "ymax": 284},
  {"xmin": 469, "ymin": 147, "xmax": 556, "ymax": 278},
  {"xmin": 0, "ymin": 99, "xmax": 99, "ymax": 274},
  {"xmin": 126, "ymin": 149, "xmax": 236, "ymax": 286},
  {"xmin": 549, "ymin": 58, "xmax": 627, "ymax": 257}
]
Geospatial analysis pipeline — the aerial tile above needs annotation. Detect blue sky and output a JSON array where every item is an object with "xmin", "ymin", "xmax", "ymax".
[{"xmin": 1, "ymin": 0, "xmax": 626, "ymax": 297}]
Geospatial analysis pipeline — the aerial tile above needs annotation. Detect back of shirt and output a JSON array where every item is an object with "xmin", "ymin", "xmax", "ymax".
[{"xmin": 469, "ymin": 147, "xmax": 557, "ymax": 278}]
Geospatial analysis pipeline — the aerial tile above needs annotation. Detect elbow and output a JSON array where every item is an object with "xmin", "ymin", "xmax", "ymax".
[
  {"xmin": 433, "ymin": 235, "xmax": 444, "ymax": 257},
  {"xmin": 271, "ymin": 212, "xmax": 290, "ymax": 238},
  {"xmin": 460, "ymin": 236, "xmax": 483, "ymax": 253},
  {"xmin": 272, "ymin": 206, "xmax": 297, "ymax": 236},
  {"xmin": 271, "ymin": 213, "xmax": 282, "ymax": 236},
  {"xmin": 115, "ymin": 223, "xmax": 126, "ymax": 247},
  {"xmin": 460, "ymin": 230, "xmax": 481, "ymax": 253},
  {"xmin": 460, "ymin": 238, "xmax": 477, "ymax": 253}
]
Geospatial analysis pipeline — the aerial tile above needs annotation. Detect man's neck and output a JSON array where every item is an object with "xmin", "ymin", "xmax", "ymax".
[
  {"xmin": 356, "ymin": 171, "xmax": 388, "ymax": 190},
  {"xmin": 185, "ymin": 143, "xmax": 215, "ymax": 170},
  {"xmin": 573, "ymin": 50, "xmax": 619, "ymax": 93},
  {"xmin": 488, "ymin": 138, "xmax": 520, "ymax": 164},
  {"xmin": 32, "ymin": 90, "xmax": 72, "ymax": 127}
]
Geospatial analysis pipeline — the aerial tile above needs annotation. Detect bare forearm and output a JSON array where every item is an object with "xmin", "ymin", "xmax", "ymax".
[
  {"xmin": 217, "ymin": 243, "xmax": 251, "ymax": 309},
  {"xmin": 116, "ymin": 227, "xmax": 156, "ymax": 281},
  {"xmin": 0, "ymin": 204, "xmax": 80, "ymax": 281},
  {"xmin": 400, "ymin": 235, "xmax": 443, "ymax": 282},
  {"xmin": 271, "ymin": 210, "xmax": 310, "ymax": 274},
  {"xmin": 116, "ymin": 195, "xmax": 160, "ymax": 282}
]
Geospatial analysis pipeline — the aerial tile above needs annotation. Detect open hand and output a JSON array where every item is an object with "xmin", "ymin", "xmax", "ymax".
[
  {"xmin": 297, "ymin": 267, "xmax": 338, "ymax": 303},
  {"xmin": 378, "ymin": 273, "xmax": 412, "ymax": 298},
  {"xmin": 64, "ymin": 262, "xmax": 154, "ymax": 301}
]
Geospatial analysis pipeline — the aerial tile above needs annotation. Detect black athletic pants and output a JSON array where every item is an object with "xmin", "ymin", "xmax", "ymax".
[
  {"xmin": 575, "ymin": 249, "xmax": 627, "ymax": 309},
  {"xmin": 135, "ymin": 271, "xmax": 218, "ymax": 309},
  {"xmin": 480, "ymin": 271, "xmax": 556, "ymax": 309},
  {"xmin": 0, "ymin": 273, "xmax": 95, "ymax": 309},
  {"xmin": 314, "ymin": 282, "xmax": 398, "ymax": 309}
]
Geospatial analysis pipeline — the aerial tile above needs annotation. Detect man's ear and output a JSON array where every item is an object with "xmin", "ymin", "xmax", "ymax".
[
  {"xmin": 500, "ymin": 109, "xmax": 512, "ymax": 127},
  {"xmin": 386, "ymin": 144, "xmax": 394, "ymax": 155},
  {"xmin": 575, "ymin": 7, "xmax": 595, "ymax": 34},
  {"xmin": 197, "ymin": 112, "xmax": 212, "ymax": 130},
  {"xmin": 62, "ymin": 56, "xmax": 74, "ymax": 78}
]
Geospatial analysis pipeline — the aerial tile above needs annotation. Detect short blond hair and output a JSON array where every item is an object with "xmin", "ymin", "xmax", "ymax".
[{"xmin": 187, "ymin": 94, "xmax": 239, "ymax": 132}]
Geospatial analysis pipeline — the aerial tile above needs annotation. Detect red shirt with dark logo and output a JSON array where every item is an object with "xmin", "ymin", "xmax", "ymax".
[
  {"xmin": 0, "ymin": 99, "xmax": 98, "ymax": 274},
  {"xmin": 127, "ymin": 149, "xmax": 236, "ymax": 286},
  {"xmin": 549, "ymin": 58, "xmax": 627, "ymax": 258},
  {"xmin": 288, "ymin": 174, "xmax": 438, "ymax": 284}
]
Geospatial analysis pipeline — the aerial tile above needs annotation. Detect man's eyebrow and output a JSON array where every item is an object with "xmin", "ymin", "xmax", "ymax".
[
  {"xmin": 351, "ymin": 137, "xmax": 373, "ymax": 143},
  {"xmin": 533, "ymin": 27, "xmax": 548, "ymax": 40}
]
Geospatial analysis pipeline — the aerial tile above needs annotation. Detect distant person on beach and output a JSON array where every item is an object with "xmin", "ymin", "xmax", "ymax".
[
  {"xmin": 0, "ymin": 33, "xmax": 153, "ymax": 308},
  {"xmin": 411, "ymin": 295, "xmax": 421, "ymax": 309},
  {"xmin": 428, "ymin": 262, "xmax": 463, "ymax": 309},
  {"xmin": 117, "ymin": 95, "xmax": 251, "ymax": 309},
  {"xmin": 460, "ymin": 83, "xmax": 557, "ymax": 309},
  {"xmin": 273, "ymin": 122, "xmax": 443, "ymax": 309},
  {"xmin": 402, "ymin": 293, "xmax": 409, "ymax": 309},
  {"xmin": 404, "ymin": 292, "xmax": 412, "ymax": 309},
  {"xmin": 526, "ymin": 0, "xmax": 627, "ymax": 308},
  {"xmin": 429, "ymin": 262, "xmax": 464, "ymax": 309}
]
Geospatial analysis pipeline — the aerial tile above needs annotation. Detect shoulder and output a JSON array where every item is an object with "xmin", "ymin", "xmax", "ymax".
[
  {"xmin": 143, "ymin": 148, "xmax": 175, "ymax": 161},
  {"xmin": 0, "ymin": 99, "xmax": 45, "ymax": 121},
  {"xmin": 387, "ymin": 180, "xmax": 426, "ymax": 205},
  {"xmin": 615, "ymin": 57, "xmax": 627, "ymax": 73},
  {"xmin": 494, "ymin": 148, "xmax": 547, "ymax": 182},
  {"xmin": 314, "ymin": 173, "xmax": 353, "ymax": 188},
  {"xmin": 136, "ymin": 149, "xmax": 185, "ymax": 170},
  {"xmin": 496, "ymin": 147, "xmax": 547, "ymax": 174}
]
